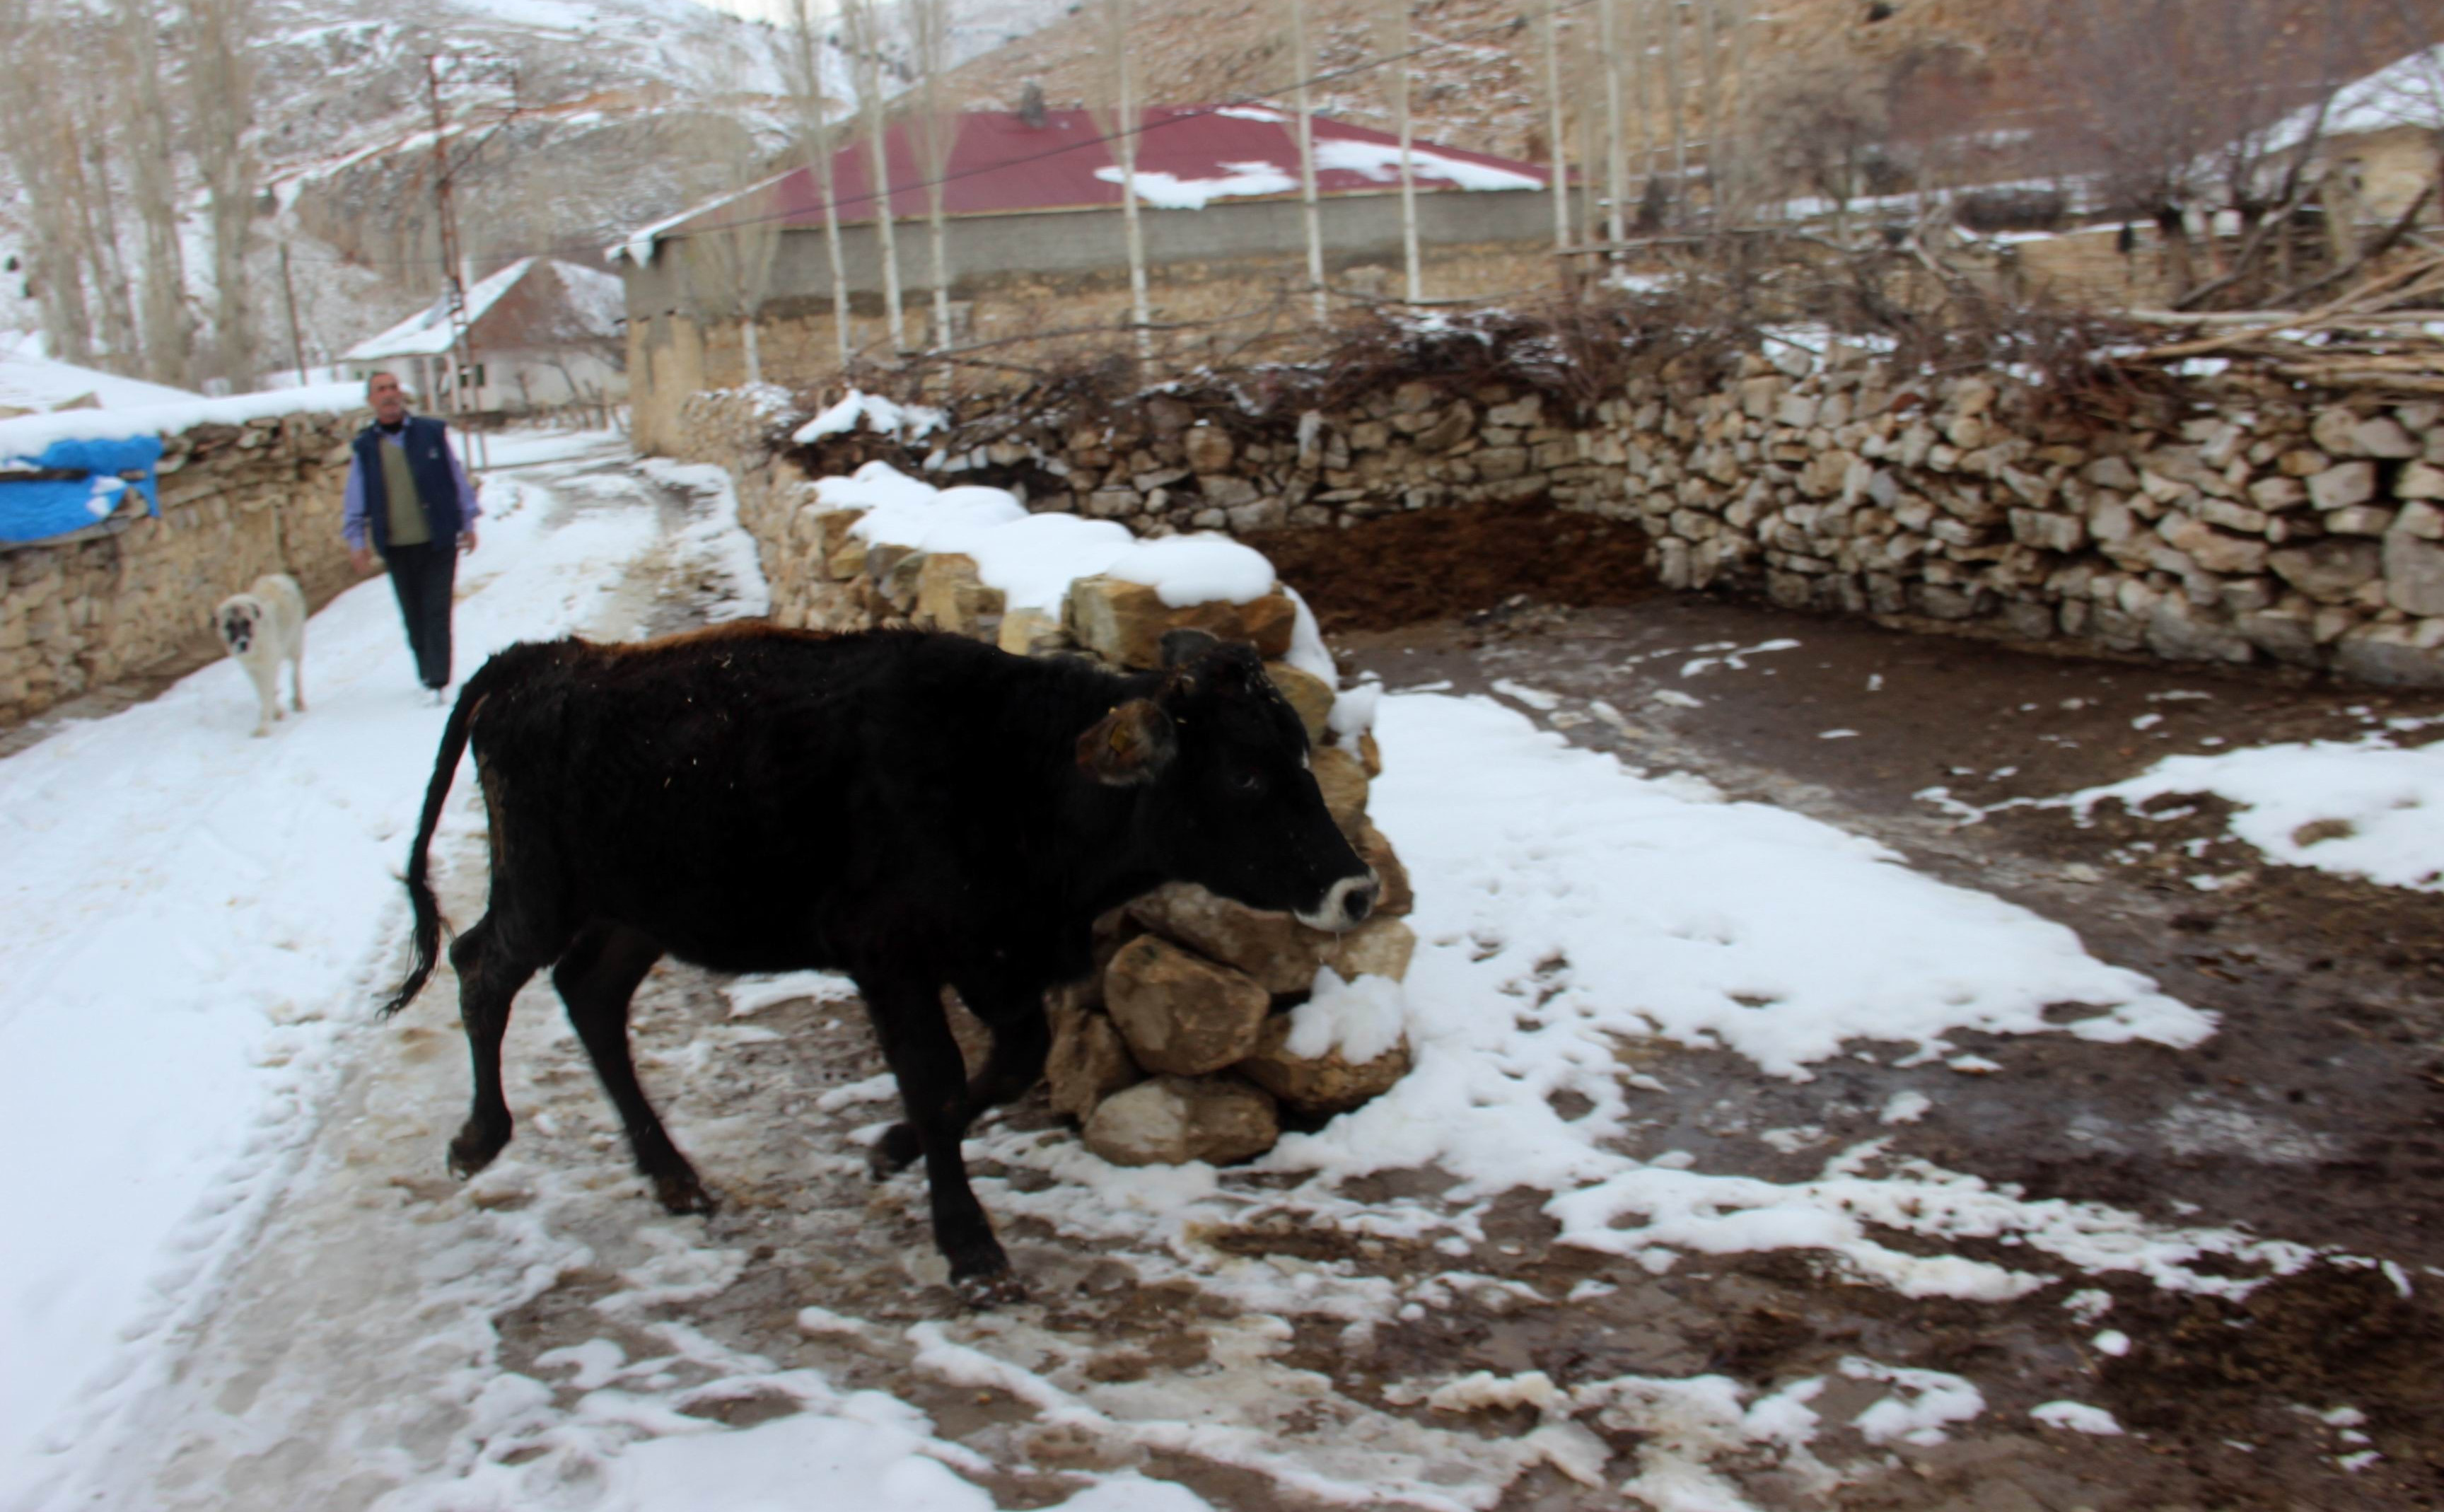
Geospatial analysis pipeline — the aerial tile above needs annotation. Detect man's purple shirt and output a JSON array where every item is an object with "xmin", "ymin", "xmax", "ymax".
[{"xmin": 341, "ymin": 419, "xmax": 482, "ymax": 552}]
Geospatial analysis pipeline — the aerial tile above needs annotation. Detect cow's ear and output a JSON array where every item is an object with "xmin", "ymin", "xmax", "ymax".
[
  {"xmin": 1160, "ymin": 627, "xmax": 1221, "ymax": 668},
  {"xmin": 1077, "ymin": 699, "xmax": 1177, "ymax": 786}
]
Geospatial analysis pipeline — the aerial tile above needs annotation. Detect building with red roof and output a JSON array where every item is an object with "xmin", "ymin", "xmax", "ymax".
[{"xmin": 617, "ymin": 105, "xmax": 1568, "ymax": 451}]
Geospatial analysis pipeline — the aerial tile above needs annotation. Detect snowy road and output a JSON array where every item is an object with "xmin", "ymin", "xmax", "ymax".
[
  {"xmin": 0, "ymin": 433, "xmax": 684, "ymax": 1509},
  {"xmin": 2, "ymin": 436, "xmax": 2423, "ymax": 1511}
]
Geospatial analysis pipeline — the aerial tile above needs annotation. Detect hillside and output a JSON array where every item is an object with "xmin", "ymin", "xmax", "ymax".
[{"xmin": 941, "ymin": 0, "xmax": 2047, "ymax": 165}]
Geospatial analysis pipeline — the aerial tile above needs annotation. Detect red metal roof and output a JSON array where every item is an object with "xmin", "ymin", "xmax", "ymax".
[{"xmin": 675, "ymin": 106, "xmax": 1552, "ymax": 240}]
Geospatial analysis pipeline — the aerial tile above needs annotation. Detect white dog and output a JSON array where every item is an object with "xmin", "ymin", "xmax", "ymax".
[{"xmin": 215, "ymin": 573, "xmax": 308, "ymax": 737}]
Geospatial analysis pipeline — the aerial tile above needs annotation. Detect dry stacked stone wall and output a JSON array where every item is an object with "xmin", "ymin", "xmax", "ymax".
[
  {"xmin": 1, "ymin": 408, "xmax": 366, "ymax": 724},
  {"xmin": 681, "ymin": 354, "xmax": 2444, "ymax": 688}
]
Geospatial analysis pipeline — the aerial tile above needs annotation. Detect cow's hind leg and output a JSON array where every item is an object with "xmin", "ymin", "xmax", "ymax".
[
  {"xmin": 858, "ymin": 972, "xmax": 1018, "ymax": 1305},
  {"xmin": 872, "ymin": 979, "xmax": 1049, "ymax": 1176},
  {"xmin": 553, "ymin": 921, "xmax": 711, "ymax": 1216},
  {"xmin": 448, "ymin": 914, "xmax": 540, "ymax": 1179}
]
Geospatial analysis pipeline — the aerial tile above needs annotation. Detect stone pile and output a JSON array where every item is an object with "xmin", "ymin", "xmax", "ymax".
[
  {"xmin": 1049, "ymin": 729, "xmax": 1416, "ymax": 1168},
  {"xmin": 1, "ymin": 407, "xmax": 365, "ymax": 725},
  {"xmin": 714, "ymin": 450, "xmax": 1420, "ymax": 1165}
]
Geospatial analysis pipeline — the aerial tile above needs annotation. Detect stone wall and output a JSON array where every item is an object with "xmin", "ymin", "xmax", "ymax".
[
  {"xmin": 1, "ymin": 408, "xmax": 366, "ymax": 724},
  {"xmin": 681, "ymin": 349, "xmax": 2444, "ymax": 688}
]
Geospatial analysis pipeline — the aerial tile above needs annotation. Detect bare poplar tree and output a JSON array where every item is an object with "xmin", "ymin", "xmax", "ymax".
[
  {"xmin": 117, "ymin": 0, "xmax": 193, "ymax": 385},
  {"xmin": 0, "ymin": 0, "xmax": 95, "ymax": 364},
  {"xmin": 680, "ymin": 59, "xmax": 783, "ymax": 386},
  {"xmin": 1093, "ymin": 0, "xmax": 1153, "ymax": 360},
  {"xmin": 1540, "ymin": 0, "xmax": 1572, "ymax": 257},
  {"xmin": 2040, "ymin": 0, "xmax": 2349, "ymax": 303},
  {"xmin": 1383, "ymin": 0, "xmax": 1421, "ymax": 301},
  {"xmin": 1285, "ymin": 0, "xmax": 1327, "ymax": 322},
  {"xmin": 909, "ymin": 0, "xmax": 956, "ymax": 352},
  {"xmin": 1600, "ymin": 0, "xmax": 1627, "ymax": 251},
  {"xmin": 784, "ymin": 0, "xmax": 854, "ymax": 369},
  {"xmin": 72, "ymin": 80, "xmax": 141, "ymax": 367},
  {"xmin": 185, "ymin": 0, "xmax": 260, "ymax": 388},
  {"xmin": 840, "ymin": 0, "xmax": 907, "ymax": 355},
  {"xmin": 1661, "ymin": 0, "xmax": 1689, "ymax": 228}
]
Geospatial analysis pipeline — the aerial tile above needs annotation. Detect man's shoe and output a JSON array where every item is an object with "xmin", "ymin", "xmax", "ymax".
[{"xmin": 425, "ymin": 686, "xmax": 447, "ymax": 707}]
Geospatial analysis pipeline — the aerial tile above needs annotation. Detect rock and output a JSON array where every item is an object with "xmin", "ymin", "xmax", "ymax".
[
  {"xmin": 2248, "ymin": 475, "xmax": 2309, "ymax": 511},
  {"xmin": 2009, "ymin": 509, "xmax": 2083, "ymax": 553},
  {"xmin": 1311, "ymin": 745, "xmax": 1368, "ymax": 838},
  {"xmin": 998, "ymin": 605, "xmax": 1071, "ymax": 656},
  {"xmin": 2395, "ymin": 501, "xmax": 2444, "ymax": 541},
  {"xmin": 2311, "ymin": 407, "xmax": 2364, "ymax": 456},
  {"xmin": 1065, "ymin": 577, "xmax": 1298, "ymax": 668},
  {"xmin": 1127, "ymin": 882, "xmax": 1327, "ymax": 994},
  {"xmin": 2334, "ymin": 624, "xmax": 2444, "ymax": 687},
  {"xmin": 1240, "ymin": 1015, "xmax": 1412, "ymax": 1116},
  {"xmin": 1353, "ymin": 821, "xmax": 1411, "ymax": 918},
  {"xmin": 2355, "ymin": 414, "xmax": 2419, "ymax": 460},
  {"xmin": 1356, "ymin": 729, "xmax": 1383, "ymax": 779},
  {"xmin": 2308, "ymin": 462, "xmax": 2377, "ymax": 511},
  {"xmin": 1199, "ymin": 475, "xmax": 1260, "ymax": 510},
  {"xmin": 2384, "ymin": 530, "xmax": 2444, "ymax": 616},
  {"xmin": 1184, "ymin": 425, "xmax": 1235, "ymax": 474},
  {"xmin": 2159, "ymin": 516, "xmax": 2266, "ymax": 575},
  {"xmin": 1083, "ymin": 1075, "xmax": 1279, "ymax": 1165},
  {"xmin": 1227, "ymin": 498, "xmax": 1288, "ymax": 533},
  {"xmin": 2084, "ymin": 455, "xmax": 2141, "ymax": 492},
  {"xmin": 1085, "ymin": 488, "xmax": 1143, "ymax": 518},
  {"xmin": 2270, "ymin": 540, "xmax": 2382, "ymax": 603},
  {"xmin": 1046, "ymin": 1001, "xmax": 1141, "ymax": 1120},
  {"xmin": 2146, "ymin": 597, "xmax": 2252, "ymax": 663},
  {"xmin": 1103, "ymin": 936, "xmax": 1272, "ymax": 1075},
  {"xmin": 912, "ymin": 553, "xmax": 1005, "ymax": 636},
  {"xmin": 1146, "ymin": 396, "xmax": 1194, "ymax": 435},
  {"xmin": 2326, "ymin": 505, "xmax": 2395, "ymax": 536},
  {"xmin": 2400, "ymin": 463, "xmax": 2444, "ymax": 501},
  {"xmin": 1413, "ymin": 406, "xmax": 1476, "ymax": 455},
  {"xmin": 1264, "ymin": 661, "xmax": 1335, "ymax": 745},
  {"xmin": 1325, "ymin": 916, "xmax": 1416, "ymax": 982}
]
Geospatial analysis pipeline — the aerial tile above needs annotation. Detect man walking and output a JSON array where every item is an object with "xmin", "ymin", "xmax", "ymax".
[{"xmin": 343, "ymin": 371, "xmax": 481, "ymax": 702}]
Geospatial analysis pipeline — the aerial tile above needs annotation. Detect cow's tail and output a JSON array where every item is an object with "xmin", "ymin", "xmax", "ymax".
[{"xmin": 379, "ymin": 667, "xmax": 494, "ymax": 1017}]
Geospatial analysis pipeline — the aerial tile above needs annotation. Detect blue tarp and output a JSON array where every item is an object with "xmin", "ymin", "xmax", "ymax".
[{"xmin": 0, "ymin": 435, "xmax": 165, "ymax": 544}]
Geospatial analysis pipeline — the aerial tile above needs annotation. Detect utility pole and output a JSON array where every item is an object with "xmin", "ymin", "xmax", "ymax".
[
  {"xmin": 424, "ymin": 54, "xmax": 486, "ymax": 470},
  {"xmin": 278, "ymin": 241, "xmax": 308, "ymax": 386}
]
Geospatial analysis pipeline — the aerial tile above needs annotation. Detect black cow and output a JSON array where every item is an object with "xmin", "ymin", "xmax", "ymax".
[{"xmin": 380, "ymin": 624, "xmax": 1376, "ymax": 1303}]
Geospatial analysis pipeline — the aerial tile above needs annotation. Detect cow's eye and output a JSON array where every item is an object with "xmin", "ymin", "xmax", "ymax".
[{"xmin": 1232, "ymin": 769, "xmax": 1267, "ymax": 796}]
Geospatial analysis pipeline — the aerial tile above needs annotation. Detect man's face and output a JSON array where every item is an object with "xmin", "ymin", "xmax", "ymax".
[{"xmin": 368, "ymin": 373, "xmax": 407, "ymax": 425}]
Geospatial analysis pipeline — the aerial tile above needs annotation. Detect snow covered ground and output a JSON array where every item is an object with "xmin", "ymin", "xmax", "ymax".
[
  {"xmin": 0, "ymin": 431, "xmax": 658, "ymax": 1507},
  {"xmin": 0, "ymin": 435, "xmax": 2406, "ymax": 1511}
]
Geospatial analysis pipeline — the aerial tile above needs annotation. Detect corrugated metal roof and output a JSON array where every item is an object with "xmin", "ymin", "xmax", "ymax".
[{"xmin": 627, "ymin": 107, "xmax": 1550, "ymax": 260}]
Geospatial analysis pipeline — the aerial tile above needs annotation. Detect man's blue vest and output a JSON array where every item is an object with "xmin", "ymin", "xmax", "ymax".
[{"xmin": 354, "ymin": 415, "xmax": 463, "ymax": 553}]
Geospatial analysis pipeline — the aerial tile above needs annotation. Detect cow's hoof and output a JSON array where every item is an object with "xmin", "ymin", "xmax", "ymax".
[
  {"xmin": 653, "ymin": 1168, "xmax": 718, "ymax": 1216},
  {"xmin": 953, "ymin": 1266, "xmax": 1028, "ymax": 1310},
  {"xmin": 866, "ymin": 1123, "xmax": 923, "ymax": 1180},
  {"xmin": 447, "ymin": 1123, "xmax": 508, "ymax": 1180}
]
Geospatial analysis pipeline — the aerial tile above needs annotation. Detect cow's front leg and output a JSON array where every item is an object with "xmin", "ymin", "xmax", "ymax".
[
  {"xmin": 856, "ymin": 972, "xmax": 1021, "ymax": 1306},
  {"xmin": 873, "ymin": 975, "xmax": 1049, "ymax": 1176}
]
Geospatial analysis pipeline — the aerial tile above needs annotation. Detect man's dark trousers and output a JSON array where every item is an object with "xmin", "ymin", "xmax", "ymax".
[{"xmin": 384, "ymin": 541, "xmax": 458, "ymax": 690}]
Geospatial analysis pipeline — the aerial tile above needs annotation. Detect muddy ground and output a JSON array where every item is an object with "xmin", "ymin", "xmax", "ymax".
[
  {"xmin": 1330, "ymin": 586, "xmax": 2444, "ymax": 1510},
  {"xmin": 78, "ymin": 487, "xmax": 2444, "ymax": 1512}
]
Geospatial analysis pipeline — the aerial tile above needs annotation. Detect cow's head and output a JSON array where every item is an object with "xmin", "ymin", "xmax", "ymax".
[
  {"xmin": 217, "ymin": 597, "xmax": 260, "ymax": 655},
  {"xmin": 1078, "ymin": 630, "xmax": 1378, "ymax": 931}
]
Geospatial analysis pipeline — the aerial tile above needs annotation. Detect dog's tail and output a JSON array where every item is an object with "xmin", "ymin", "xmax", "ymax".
[{"xmin": 379, "ymin": 663, "xmax": 498, "ymax": 1017}]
